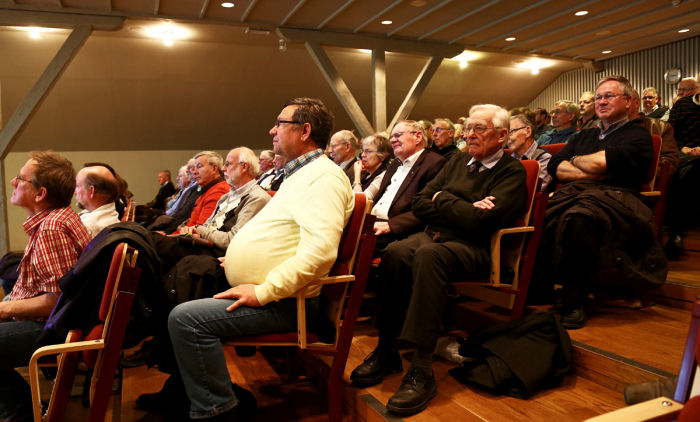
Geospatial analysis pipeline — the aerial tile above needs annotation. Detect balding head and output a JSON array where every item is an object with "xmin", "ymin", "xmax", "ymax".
[{"xmin": 75, "ymin": 165, "xmax": 119, "ymax": 211}]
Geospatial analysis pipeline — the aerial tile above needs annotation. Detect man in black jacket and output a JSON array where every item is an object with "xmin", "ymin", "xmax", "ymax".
[{"xmin": 351, "ymin": 105, "xmax": 528, "ymax": 416}]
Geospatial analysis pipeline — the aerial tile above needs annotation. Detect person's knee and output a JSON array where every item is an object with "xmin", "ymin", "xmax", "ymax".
[{"xmin": 167, "ymin": 301, "xmax": 198, "ymax": 337}]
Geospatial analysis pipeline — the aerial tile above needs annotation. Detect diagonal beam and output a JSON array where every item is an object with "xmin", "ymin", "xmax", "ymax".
[
  {"xmin": 240, "ymin": 0, "xmax": 257, "ymax": 22},
  {"xmin": 388, "ymin": 56, "xmax": 443, "ymax": 129},
  {"xmin": 317, "ymin": 0, "xmax": 354, "ymax": 30},
  {"xmin": 372, "ymin": 49, "xmax": 386, "ymax": 130},
  {"xmin": 198, "ymin": 0, "xmax": 210, "ymax": 19},
  {"xmin": 418, "ymin": 0, "xmax": 501, "ymax": 41},
  {"xmin": 388, "ymin": 0, "xmax": 452, "ymax": 36},
  {"xmin": 280, "ymin": 0, "xmax": 307, "ymax": 26},
  {"xmin": 0, "ymin": 25, "xmax": 92, "ymax": 159},
  {"xmin": 305, "ymin": 42, "xmax": 374, "ymax": 137},
  {"xmin": 448, "ymin": 0, "xmax": 549, "ymax": 44},
  {"xmin": 353, "ymin": 0, "xmax": 403, "ymax": 33}
]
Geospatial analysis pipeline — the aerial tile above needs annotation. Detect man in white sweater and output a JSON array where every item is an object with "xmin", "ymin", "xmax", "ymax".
[{"xmin": 165, "ymin": 98, "xmax": 354, "ymax": 421}]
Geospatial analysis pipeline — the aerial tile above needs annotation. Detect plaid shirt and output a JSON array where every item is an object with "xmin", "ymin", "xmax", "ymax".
[
  {"xmin": 10, "ymin": 206, "xmax": 91, "ymax": 302},
  {"xmin": 283, "ymin": 148, "xmax": 324, "ymax": 179}
]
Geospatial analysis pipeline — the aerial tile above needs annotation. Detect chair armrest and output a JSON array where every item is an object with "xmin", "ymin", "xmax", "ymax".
[
  {"xmin": 306, "ymin": 275, "xmax": 355, "ymax": 286},
  {"xmin": 490, "ymin": 226, "xmax": 534, "ymax": 286},
  {"xmin": 583, "ymin": 397, "xmax": 683, "ymax": 422},
  {"xmin": 641, "ymin": 190, "xmax": 660, "ymax": 198}
]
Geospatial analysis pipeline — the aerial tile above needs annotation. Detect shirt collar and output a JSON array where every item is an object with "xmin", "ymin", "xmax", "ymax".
[
  {"xmin": 512, "ymin": 141, "xmax": 538, "ymax": 160},
  {"xmin": 468, "ymin": 148, "xmax": 503, "ymax": 169},
  {"xmin": 22, "ymin": 208, "xmax": 54, "ymax": 235},
  {"xmin": 599, "ymin": 117, "xmax": 629, "ymax": 139},
  {"xmin": 283, "ymin": 148, "xmax": 324, "ymax": 178},
  {"xmin": 398, "ymin": 148, "xmax": 425, "ymax": 168}
]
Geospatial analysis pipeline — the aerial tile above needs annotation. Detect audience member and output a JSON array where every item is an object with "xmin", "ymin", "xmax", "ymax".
[
  {"xmin": 429, "ymin": 118, "xmax": 459, "ymax": 161},
  {"xmin": 0, "ymin": 151, "xmax": 91, "ymax": 421},
  {"xmin": 328, "ymin": 129, "xmax": 359, "ymax": 181},
  {"xmin": 350, "ymin": 104, "xmax": 527, "ymax": 416},
  {"xmin": 418, "ymin": 120, "xmax": 433, "ymax": 148},
  {"xmin": 267, "ymin": 154, "xmax": 287, "ymax": 191},
  {"xmin": 174, "ymin": 151, "xmax": 230, "ymax": 231},
  {"xmin": 539, "ymin": 75, "xmax": 666, "ymax": 330},
  {"xmin": 352, "ymin": 133, "xmax": 393, "ymax": 200},
  {"xmin": 370, "ymin": 120, "xmax": 445, "ymax": 252},
  {"xmin": 508, "ymin": 114, "xmax": 553, "ymax": 191},
  {"xmin": 577, "ymin": 91, "xmax": 597, "ymax": 130},
  {"xmin": 165, "ymin": 165, "xmax": 189, "ymax": 211},
  {"xmin": 674, "ymin": 78, "xmax": 699, "ymax": 103},
  {"xmin": 158, "ymin": 97, "xmax": 353, "ymax": 420},
  {"xmin": 642, "ymin": 87, "xmax": 668, "ymax": 119},
  {"xmin": 152, "ymin": 159, "xmax": 201, "ymax": 228},
  {"xmin": 75, "ymin": 165, "xmax": 121, "ymax": 237},
  {"xmin": 665, "ymin": 80, "xmax": 700, "ymax": 259},
  {"xmin": 256, "ymin": 149, "xmax": 276, "ymax": 187},
  {"xmin": 533, "ymin": 107, "xmax": 553, "ymax": 140},
  {"xmin": 147, "ymin": 170, "xmax": 176, "ymax": 211},
  {"xmin": 628, "ymin": 90, "xmax": 679, "ymax": 178},
  {"xmin": 537, "ymin": 101, "xmax": 579, "ymax": 145}
]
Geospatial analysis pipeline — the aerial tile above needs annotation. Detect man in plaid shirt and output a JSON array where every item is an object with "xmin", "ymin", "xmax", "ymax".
[{"xmin": 0, "ymin": 151, "xmax": 91, "ymax": 422}]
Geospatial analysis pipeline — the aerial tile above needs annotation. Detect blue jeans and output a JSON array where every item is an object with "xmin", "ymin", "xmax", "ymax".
[
  {"xmin": 0, "ymin": 320, "xmax": 45, "ymax": 417},
  {"xmin": 168, "ymin": 297, "xmax": 318, "ymax": 419}
]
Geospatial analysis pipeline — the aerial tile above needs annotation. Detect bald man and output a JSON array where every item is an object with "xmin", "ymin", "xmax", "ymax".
[{"xmin": 75, "ymin": 165, "xmax": 121, "ymax": 237}]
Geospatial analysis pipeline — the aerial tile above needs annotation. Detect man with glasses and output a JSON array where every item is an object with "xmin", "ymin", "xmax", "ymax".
[
  {"xmin": 537, "ymin": 100, "xmax": 579, "ymax": 146},
  {"xmin": 508, "ymin": 114, "xmax": 552, "ymax": 191},
  {"xmin": 351, "ymin": 106, "xmax": 527, "ymax": 416},
  {"xmin": 255, "ymin": 149, "xmax": 275, "ymax": 187},
  {"xmin": 429, "ymin": 118, "xmax": 459, "ymax": 160},
  {"xmin": 159, "ymin": 98, "xmax": 354, "ymax": 421},
  {"xmin": 641, "ymin": 87, "xmax": 668, "ymax": 119},
  {"xmin": 328, "ymin": 129, "xmax": 359, "ymax": 182},
  {"xmin": 0, "ymin": 151, "xmax": 91, "ymax": 421},
  {"xmin": 369, "ymin": 120, "xmax": 445, "ymax": 251},
  {"xmin": 540, "ymin": 75, "xmax": 664, "ymax": 329}
]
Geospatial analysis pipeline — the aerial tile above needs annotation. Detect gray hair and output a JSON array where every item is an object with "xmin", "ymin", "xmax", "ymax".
[
  {"xmin": 392, "ymin": 120, "xmax": 427, "ymax": 147},
  {"xmin": 597, "ymin": 75, "xmax": 634, "ymax": 97},
  {"xmin": 555, "ymin": 100, "xmax": 580, "ymax": 120},
  {"xmin": 468, "ymin": 104, "xmax": 511, "ymax": 129},
  {"xmin": 231, "ymin": 147, "xmax": 260, "ymax": 177},
  {"xmin": 332, "ymin": 130, "xmax": 359, "ymax": 149},
  {"xmin": 510, "ymin": 114, "xmax": 535, "ymax": 134},
  {"xmin": 194, "ymin": 151, "xmax": 224, "ymax": 170},
  {"xmin": 362, "ymin": 133, "xmax": 393, "ymax": 162},
  {"xmin": 642, "ymin": 87, "xmax": 658, "ymax": 97}
]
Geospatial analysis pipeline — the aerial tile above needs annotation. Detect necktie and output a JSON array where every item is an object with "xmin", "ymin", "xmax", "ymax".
[
  {"xmin": 469, "ymin": 161, "xmax": 482, "ymax": 174},
  {"xmin": 521, "ymin": 156, "xmax": 528, "ymax": 161}
]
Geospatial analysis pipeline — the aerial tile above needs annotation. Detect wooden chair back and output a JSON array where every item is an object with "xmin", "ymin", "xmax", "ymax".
[
  {"xmin": 540, "ymin": 142, "xmax": 566, "ymax": 155},
  {"xmin": 29, "ymin": 243, "xmax": 142, "ymax": 422},
  {"xmin": 642, "ymin": 134, "xmax": 662, "ymax": 192}
]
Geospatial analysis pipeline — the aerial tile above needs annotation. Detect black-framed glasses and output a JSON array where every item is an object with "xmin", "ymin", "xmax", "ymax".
[
  {"xmin": 594, "ymin": 93, "xmax": 628, "ymax": 102},
  {"xmin": 509, "ymin": 126, "xmax": 528, "ymax": 134},
  {"xmin": 641, "ymin": 96, "xmax": 657, "ymax": 100},
  {"xmin": 274, "ymin": 119, "xmax": 301, "ymax": 127},
  {"xmin": 14, "ymin": 175, "xmax": 31, "ymax": 184}
]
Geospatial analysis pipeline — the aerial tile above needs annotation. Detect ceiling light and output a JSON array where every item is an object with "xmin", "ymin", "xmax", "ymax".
[
  {"xmin": 381, "ymin": 20, "xmax": 393, "ymax": 25},
  {"xmin": 602, "ymin": 50, "xmax": 612, "ymax": 54},
  {"xmin": 575, "ymin": 10, "xmax": 589, "ymax": 16},
  {"xmin": 221, "ymin": 2, "xmax": 234, "ymax": 7},
  {"xmin": 409, "ymin": 0, "xmax": 427, "ymax": 6},
  {"xmin": 516, "ymin": 58, "xmax": 553, "ymax": 75},
  {"xmin": 144, "ymin": 23, "xmax": 190, "ymax": 46},
  {"xmin": 505, "ymin": 37, "xmax": 516, "ymax": 41},
  {"xmin": 11, "ymin": 26, "xmax": 59, "ymax": 39},
  {"xmin": 450, "ymin": 51, "xmax": 481, "ymax": 69},
  {"xmin": 678, "ymin": 28, "xmax": 690, "ymax": 33}
]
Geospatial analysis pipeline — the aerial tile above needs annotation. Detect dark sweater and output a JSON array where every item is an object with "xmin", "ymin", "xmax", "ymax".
[{"xmin": 413, "ymin": 152, "xmax": 528, "ymax": 248}]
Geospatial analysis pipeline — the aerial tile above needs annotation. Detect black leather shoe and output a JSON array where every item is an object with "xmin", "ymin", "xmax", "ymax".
[
  {"xmin": 664, "ymin": 234, "xmax": 685, "ymax": 260},
  {"xmin": 231, "ymin": 383, "xmax": 257, "ymax": 421},
  {"xmin": 1, "ymin": 406, "xmax": 32, "ymax": 422},
  {"xmin": 135, "ymin": 375, "xmax": 190, "ymax": 413},
  {"xmin": 386, "ymin": 367, "xmax": 437, "ymax": 416},
  {"xmin": 350, "ymin": 348, "xmax": 402, "ymax": 387},
  {"xmin": 559, "ymin": 306, "xmax": 588, "ymax": 330}
]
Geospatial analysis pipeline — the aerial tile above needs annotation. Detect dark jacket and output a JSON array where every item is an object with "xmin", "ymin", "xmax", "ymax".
[
  {"xmin": 39, "ymin": 222, "xmax": 162, "ymax": 345},
  {"xmin": 148, "ymin": 181, "xmax": 176, "ymax": 210},
  {"xmin": 373, "ymin": 149, "xmax": 446, "ymax": 236}
]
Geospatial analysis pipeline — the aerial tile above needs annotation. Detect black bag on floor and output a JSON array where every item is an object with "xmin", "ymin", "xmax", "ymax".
[{"xmin": 448, "ymin": 312, "xmax": 571, "ymax": 399}]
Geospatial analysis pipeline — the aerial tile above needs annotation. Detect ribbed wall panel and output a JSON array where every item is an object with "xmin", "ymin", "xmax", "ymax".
[{"xmin": 529, "ymin": 36, "xmax": 699, "ymax": 110}]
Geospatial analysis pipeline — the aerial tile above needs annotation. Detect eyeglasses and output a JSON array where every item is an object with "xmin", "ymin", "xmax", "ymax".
[
  {"xmin": 464, "ymin": 125, "xmax": 500, "ymax": 135},
  {"xmin": 361, "ymin": 149, "xmax": 377, "ymax": 155},
  {"xmin": 594, "ymin": 92, "xmax": 628, "ymax": 102},
  {"xmin": 678, "ymin": 87, "xmax": 695, "ymax": 92},
  {"xmin": 224, "ymin": 161, "xmax": 246, "ymax": 167},
  {"xmin": 390, "ymin": 131, "xmax": 419, "ymax": 139},
  {"xmin": 432, "ymin": 127, "xmax": 447, "ymax": 133},
  {"xmin": 641, "ymin": 96, "xmax": 657, "ymax": 100},
  {"xmin": 274, "ymin": 119, "xmax": 301, "ymax": 127},
  {"xmin": 14, "ymin": 175, "xmax": 31, "ymax": 184},
  {"xmin": 509, "ymin": 127, "xmax": 528, "ymax": 134}
]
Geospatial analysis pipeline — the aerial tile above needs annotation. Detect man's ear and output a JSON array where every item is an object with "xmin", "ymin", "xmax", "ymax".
[
  {"xmin": 89, "ymin": 185, "xmax": 97, "ymax": 198},
  {"xmin": 35, "ymin": 186, "xmax": 47, "ymax": 203},
  {"xmin": 300, "ymin": 122, "xmax": 311, "ymax": 141}
]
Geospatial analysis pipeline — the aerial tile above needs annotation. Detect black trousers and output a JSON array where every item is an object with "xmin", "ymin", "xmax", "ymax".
[
  {"xmin": 556, "ymin": 214, "xmax": 601, "ymax": 308},
  {"xmin": 375, "ymin": 231, "xmax": 489, "ymax": 352}
]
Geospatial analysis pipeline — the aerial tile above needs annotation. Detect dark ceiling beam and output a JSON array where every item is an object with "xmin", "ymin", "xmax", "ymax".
[
  {"xmin": 475, "ymin": 0, "xmax": 597, "ymax": 47},
  {"xmin": 448, "ymin": 0, "xmax": 549, "ymax": 45},
  {"xmin": 353, "ymin": 0, "xmax": 402, "ymax": 33},
  {"xmin": 279, "ymin": 27, "xmax": 463, "ymax": 57},
  {"xmin": 417, "ymin": 0, "xmax": 500, "ymax": 41},
  {"xmin": 317, "ymin": 0, "xmax": 354, "ymax": 30},
  {"xmin": 387, "ymin": 0, "xmax": 452, "ymax": 36},
  {"xmin": 280, "ymin": 0, "xmax": 306, "ymax": 26},
  {"xmin": 503, "ymin": 0, "xmax": 645, "ymax": 52},
  {"xmin": 0, "ymin": 7, "xmax": 124, "ymax": 30}
]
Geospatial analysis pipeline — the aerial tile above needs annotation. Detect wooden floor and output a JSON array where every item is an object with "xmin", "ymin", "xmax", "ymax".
[{"xmin": 25, "ymin": 229, "xmax": 700, "ymax": 421}]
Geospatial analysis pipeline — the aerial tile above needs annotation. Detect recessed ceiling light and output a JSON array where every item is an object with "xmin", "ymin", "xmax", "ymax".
[
  {"xmin": 595, "ymin": 30, "xmax": 611, "ymax": 36},
  {"xmin": 381, "ymin": 20, "xmax": 393, "ymax": 25},
  {"xmin": 602, "ymin": 50, "xmax": 612, "ymax": 54},
  {"xmin": 575, "ymin": 10, "xmax": 588, "ymax": 16},
  {"xmin": 409, "ymin": 0, "xmax": 427, "ymax": 6},
  {"xmin": 144, "ymin": 23, "xmax": 191, "ymax": 46},
  {"xmin": 678, "ymin": 28, "xmax": 690, "ymax": 33},
  {"xmin": 505, "ymin": 37, "xmax": 516, "ymax": 41},
  {"xmin": 516, "ymin": 58, "xmax": 553, "ymax": 75},
  {"xmin": 221, "ymin": 2, "xmax": 234, "ymax": 7}
]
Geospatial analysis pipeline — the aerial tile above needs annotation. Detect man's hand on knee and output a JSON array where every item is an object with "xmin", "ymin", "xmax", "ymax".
[{"xmin": 214, "ymin": 285, "xmax": 261, "ymax": 311}]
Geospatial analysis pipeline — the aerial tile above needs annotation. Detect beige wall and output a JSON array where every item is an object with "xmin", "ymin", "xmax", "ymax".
[{"xmin": 3, "ymin": 149, "xmax": 229, "ymax": 251}]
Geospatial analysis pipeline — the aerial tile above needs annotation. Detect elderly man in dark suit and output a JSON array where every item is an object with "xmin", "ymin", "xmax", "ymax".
[{"xmin": 369, "ymin": 120, "xmax": 445, "ymax": 252}]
